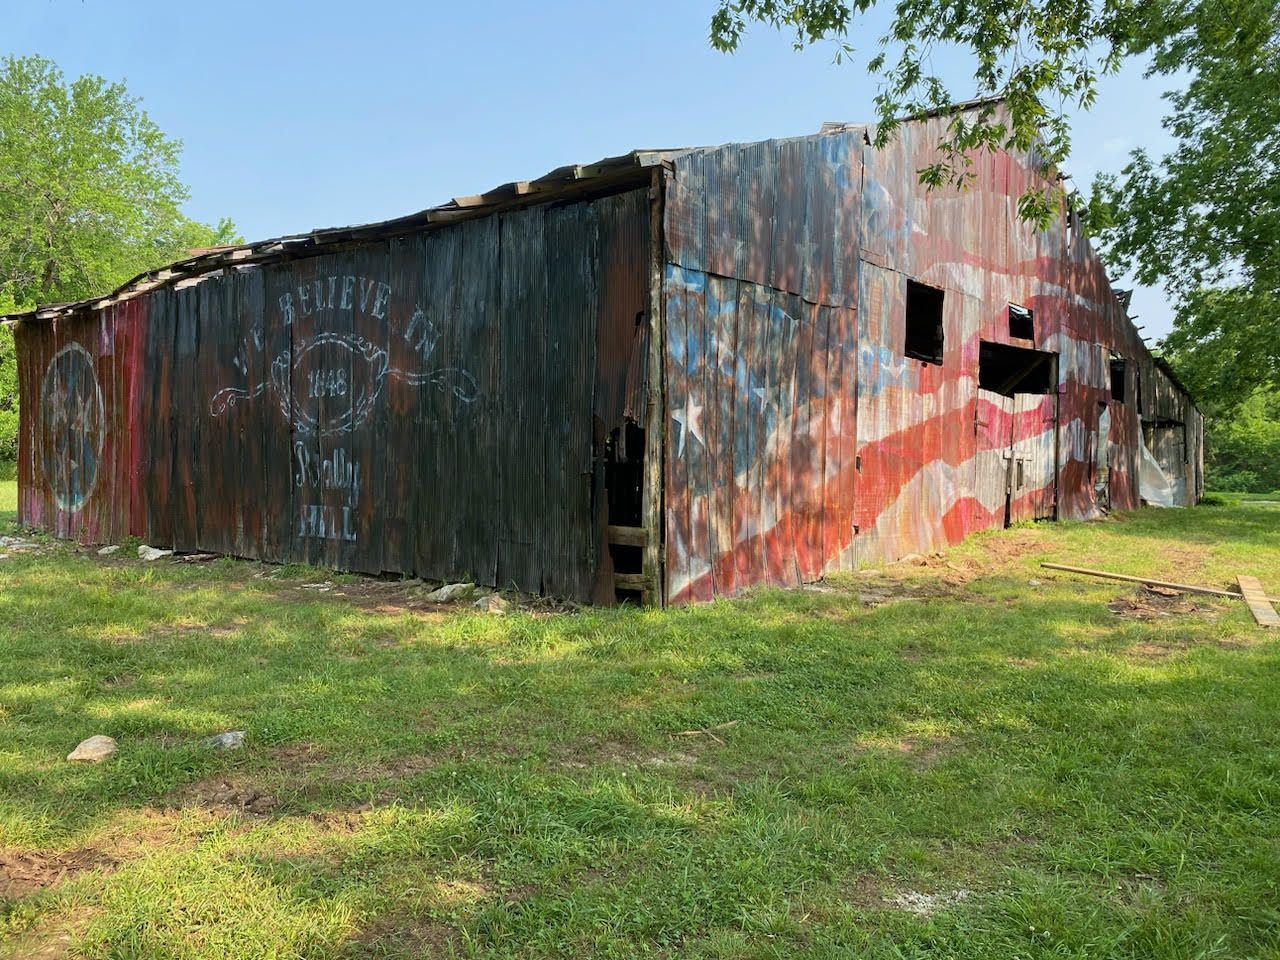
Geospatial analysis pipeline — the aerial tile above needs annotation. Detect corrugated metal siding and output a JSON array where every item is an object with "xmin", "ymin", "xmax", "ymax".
[
  {"xmin": 662, "ymin": 134, "xmax": 862, "ymax": 602},
  {"xmin": 17, "ymin": 188, "xmax": 651, "ymax": 602},
  {"xmin": 662, "ymin": 115, "xmax": 1199, "ymax": 601}
]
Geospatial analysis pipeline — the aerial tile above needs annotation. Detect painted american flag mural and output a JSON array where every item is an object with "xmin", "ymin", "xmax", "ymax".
[{"xmin": 661, "ymin": 111, "xmax": 1181, "ymax": 604}]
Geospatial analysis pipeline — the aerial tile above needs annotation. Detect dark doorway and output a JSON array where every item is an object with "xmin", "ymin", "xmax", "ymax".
[{"xmin": 604, "ymin": 421, "xmax": 646, "ymax": 603}]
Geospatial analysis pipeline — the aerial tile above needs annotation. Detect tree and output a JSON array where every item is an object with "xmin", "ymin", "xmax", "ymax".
[
  {"xmin": 1198, "ymin": 387, "xmax": 1280, "ymax": 493},
  {"xmin": 710, "ymin": 0, "xmax": 1150, "ymax": 224},
  {"xmin": 0, "ymin": 54, "xmax": 239, "ymax": 461},
  {"xmin": 1092, "ymin": 0, "xmax": 1279, "ymax": 409}
]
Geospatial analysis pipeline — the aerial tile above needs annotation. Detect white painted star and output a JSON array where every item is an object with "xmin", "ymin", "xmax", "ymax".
[{"xmin": 672, "ymin": 398, "xmax": 705, "ymax": 457}]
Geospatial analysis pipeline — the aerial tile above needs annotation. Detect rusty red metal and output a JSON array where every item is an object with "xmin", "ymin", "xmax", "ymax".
[{"xmin": 660, "ymin": 112, "xmax": 1201, "ymax": 603}]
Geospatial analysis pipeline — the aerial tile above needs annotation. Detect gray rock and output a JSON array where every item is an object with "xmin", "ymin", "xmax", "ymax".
[
  {"xmin": 0, "ymin": 536, "xmax": 38, "ymax": 550},
  {"xmin": 67, "ymin": 735, "xmax": 118, "ymax": 763},
  {"xmin": 425, "ymin": 582, "xmax": 475, "ymax": 603},
  {"xmin": 202, "ymin": 730, "xmax": 246, "ymax": 751},
  {"xmin": 474, "ymin": 594, "xmax": 510, "ymax": 614},
  {"xmin": 98, "ymin": 545, "xmax": 121, "ymax": 556},
  {"xmin": 1027, "ymin": 578, "xmax": 1043, "ymax": 587},
  {"xmin": 137, "ymin": 545, "xmax": 174, "ymax": 561}
]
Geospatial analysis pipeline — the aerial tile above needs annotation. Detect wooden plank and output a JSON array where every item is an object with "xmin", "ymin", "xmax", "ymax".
[
  {"xmin": 607, "ymin": 524, "xmax": 647, "ymax": 547},
  {"xmin": 642, "ymin": 168, "xmax": 666, "ymax": 607},
  {"xmin": 614, "ymin": 572, "xmax": 650, "ymax": 591},
  {"xmin": 1237, "ymin": 576, "xmax": 1280, "ymax": 628},
  {"xmin": 1042, "ymin": 563, "xmax": 1280, "ymax": 604}
]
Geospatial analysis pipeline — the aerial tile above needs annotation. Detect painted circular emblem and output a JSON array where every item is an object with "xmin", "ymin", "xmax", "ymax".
[
  {"xmin": 40, "ymin": 343, "xmax": 105, "ymax": 512},
  {"xmin": 272, "ymin": 333, "xmax": 389, "ymax": 438}
]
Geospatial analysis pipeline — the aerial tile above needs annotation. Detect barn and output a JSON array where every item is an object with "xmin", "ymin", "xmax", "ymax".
[{"xmin": 5, "ymin": 103, "xmax": 1203, "ymax": 605}]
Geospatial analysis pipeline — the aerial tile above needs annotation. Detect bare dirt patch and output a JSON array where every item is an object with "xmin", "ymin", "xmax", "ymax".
[
  {"xmin": 841, "ymin": 873, "xmax": 886, "ymax": 909},
  {"xmin": 1108, "ymin": 586, "xmax": 1218, "ymax": 622},
  {"xmin": 348, "ymin": 911, "xmax": 458, "ymax": 958},
  {"xmin": 1151, "ymin": 545, "xmax": 1213, "ymax": 582},
  {"xmin": 269, "ymin": 741, "xmax": 329, "ymax": 771},
  {"xmin": 556, "ymin": 733, "xmax": 700, "ymax": 771},
  {"xmin": 0, "ymin": 848, "xmax": 115, "ymax": 899},
  {"xmin": 172, "ymin": 777, "xmax": 279, "ymax": 816},
  {"xmin": 815, "ymin": 573, "xmax": 976, "ymax": 610},
  {"xmin": 974, "ymin": 527, "xmax": 1050, "ymax": 569}
]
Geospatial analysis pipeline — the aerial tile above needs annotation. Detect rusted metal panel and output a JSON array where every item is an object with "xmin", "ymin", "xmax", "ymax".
[
  {"xmin": 660, "ymin": 132, "xmax": 864, "ymax": 602},
  {"xmin": 662, "ymin": 263, "xmax": 859, "ymax": 602},
  {"xmin": 664, "ymin": 133, "xmax": 862, "ymax": 308},
  {"xmin": 660, "ymin": 112, "xmax": 1198, "ymax": 602},
  {"xmin": 1009, "ymin": 392, "xmax": 1057, "ymax": 522},
  {"xmin": 18, "ymin": 188, "xmax": 652, "ymax": 602}
]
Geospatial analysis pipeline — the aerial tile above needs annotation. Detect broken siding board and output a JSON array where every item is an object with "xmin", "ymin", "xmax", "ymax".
[
  {"xmin": 195, "ymin": 279, "xmax": 230, "ymax": 556},
  {"xmin": 379, "ymin": 235, "xmax": 422, "ymax": 577},
  {"xmin": 169, "ymin": 287, "xmax": 200, "ymax": 551},
  {"xmin": 350, "ymin": 245, "xmax": 390, "ymax": 575},
  {"xmin": 687, "ymin": 265, "xmax": 714, "ymax": 602},
  {"xmin": 429, "ymin": 225, "xmax": 465, "ymax": 581},
  {"xmin": 664, "ymin": 265, "xmax": 693, "ymax": 602},
  {"xmin": 232, "ymin": 269, "xmax": 266, "ymax": 559},
  {"xmin": 141, "ymin": 288, "xmax": 172, "ymax": 549},
  {"xmin": 707, "ymin": 273, "xmax": 737, "ymax": 596},
  {"xmin": 1238, "ymin": 576, "xmax": 1280, "ymax": 628},
  {"xmin": 736, "ymin": 276, "xmax": 765, "ymax": 590},
  {"xmin": 643, "ymin": 169, "xmax": 666, "ymax": 605},
  {"xmin": 760, "ymin": 290, "xmax": 786, "ymax": 585}
]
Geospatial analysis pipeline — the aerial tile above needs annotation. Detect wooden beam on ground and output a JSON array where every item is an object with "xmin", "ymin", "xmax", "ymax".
[
  {"xmin": 1237, "ymin": 575, "xmax": 1280, "ymax": 628},
  {"xmin": 1041, "ymin": 563, "xmax": 1280, "ymax": 605}
]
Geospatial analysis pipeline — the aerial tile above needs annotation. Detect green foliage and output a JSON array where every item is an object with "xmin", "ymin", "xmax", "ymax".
[
  {"xmin": 1091, "ymin": 0, "xmax": 1279, "ymax": 407},
  {"xmin": 0, "ymin": 55, "xmax": 239, "ymax": 468},
  {"xmin": 0, "ymin": 55, "xmax": 240, "ymax": 306},
  {"xmin": 710, "ymin": 0, "xmax": 1154, "ymax": 227},
  {"xmin": 1202, "ymin": 388, "xmax": 1280, "ymax": 493},
  {"xmin": 0, "ymin": 292, "xmax": 15, "ymax": 464}
]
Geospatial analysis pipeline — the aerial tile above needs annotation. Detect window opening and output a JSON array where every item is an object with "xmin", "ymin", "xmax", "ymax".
[
  {"xmin": 905, "ymin": 280, "xmax": 945, "ymax": 365},
  {"xmin": 1009, "ymin": 303, "xmax": 1035, "ymax": 340},
  {"xmin": 1109, "ymin": 353, "xmax": 1127, "ymax": 402},
  {"xmin": 978, "ymin": 341, "xmax": 1056, "ymax": 396}
]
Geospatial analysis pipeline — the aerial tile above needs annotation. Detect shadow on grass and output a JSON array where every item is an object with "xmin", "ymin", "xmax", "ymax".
[{"xmin": 2, "ymin": 505, "xmax": 1280, "ymax": 957}]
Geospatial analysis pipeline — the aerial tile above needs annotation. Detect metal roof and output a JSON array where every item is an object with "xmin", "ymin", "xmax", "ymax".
[{"xmin": 1, "ymin": 147, "xmax": 687, "ymax": 325}]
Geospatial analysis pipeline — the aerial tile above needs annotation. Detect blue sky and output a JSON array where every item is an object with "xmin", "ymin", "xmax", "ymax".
[{"xmin": 7, "ymin": 0, "xmax": 1177, "ymax": 337}]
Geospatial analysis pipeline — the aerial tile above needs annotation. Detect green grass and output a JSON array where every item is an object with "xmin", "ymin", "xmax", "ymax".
[
  {"xmin": 1, "ymin": 479, "xmax": 1278, "ymax": 959},
  {"xmin": 0, "ymin": 479, "xmax": 14, "ymax": 522}
]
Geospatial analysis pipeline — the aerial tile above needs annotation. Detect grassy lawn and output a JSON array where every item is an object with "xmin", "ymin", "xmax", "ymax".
[{"xmin": 1, "ymin": 480, "xmax": 1278, "ymax": 959}]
